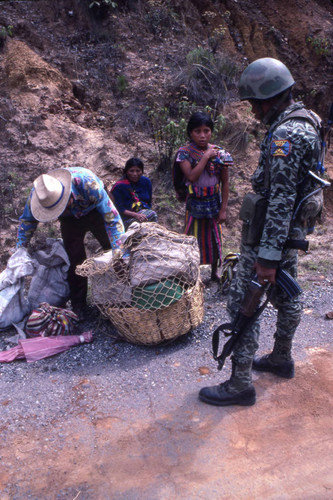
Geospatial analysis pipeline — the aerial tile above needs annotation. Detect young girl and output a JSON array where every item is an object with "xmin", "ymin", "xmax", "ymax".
[{"xmin": 174, "ymin": 112, "xmax": 232, "ymax": 281}]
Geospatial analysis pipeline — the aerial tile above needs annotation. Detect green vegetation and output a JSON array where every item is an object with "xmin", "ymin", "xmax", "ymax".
[
  {"xmin": 144, "ymin": 0, "xmax": 178, "ymax": 36},
  {"xmin": 0, "ymin": 25, "xmax": 13, "ymax": 47},
  {"xmin": 147, "ymin": 100, "xmax": 225, "ymax": 173},
  {"xmin": 4, "ymin": 205, "xmax": 14, "ymax": 216},
  {"xmin": 115, "ymin": 74, "xmax": 128, "ymax": 95},
  {"xmin": 208, "ymin": 24, "xmax": 227, "ymax": 54},
  {"xmin": 8, "ymin": 170, "xmax": 22, "ymax": 185},
  {"xmin": 0, "ymin": 25, "xmax": 13, "ymax": 38},
  {"xmin": 147, "ymin": 106, "xmax": 187, "ymax": 172},
  {"xmin": 299, "ymin": 256, "xmax": 331, "ymax": 277},
  {"xmin": 306, "ymin": 35, "xmax": 330, "ymax": 56}
]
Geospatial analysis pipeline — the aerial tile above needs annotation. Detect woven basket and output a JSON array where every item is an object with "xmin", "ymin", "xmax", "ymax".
[{"xmin": 98, "ymin": 279, "xmax": 204, "ymax": 345}]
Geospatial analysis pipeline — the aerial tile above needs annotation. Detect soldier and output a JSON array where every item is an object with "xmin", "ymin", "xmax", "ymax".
[{"xmin": 199, "ymin": 57, "xmax": 323, "ymax": 406}]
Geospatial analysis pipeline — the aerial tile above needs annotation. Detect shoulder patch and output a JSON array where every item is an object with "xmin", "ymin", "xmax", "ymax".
[{"xmin": 270, "ymin": 139, "xmax": 291, "ymax": 156}]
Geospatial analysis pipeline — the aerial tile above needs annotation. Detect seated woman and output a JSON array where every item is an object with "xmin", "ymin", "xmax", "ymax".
[{"xmin": 111, "ymin": 157, "xmax": 158, "ymax": 229}]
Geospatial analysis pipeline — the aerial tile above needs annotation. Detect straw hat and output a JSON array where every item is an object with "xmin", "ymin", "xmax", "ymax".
[{"xmin": 31, "ymin": 169, "xmax": 72, "ymax": 222}]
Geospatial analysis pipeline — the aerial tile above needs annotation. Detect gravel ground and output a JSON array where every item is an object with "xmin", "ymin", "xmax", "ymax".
[
  {"xmin": 0, "ymin": 265, "xmax": 332, "ymax": 499},
  {"xmin": 0, "ymin": 265, "xmax": 332, "ymax": 431}
]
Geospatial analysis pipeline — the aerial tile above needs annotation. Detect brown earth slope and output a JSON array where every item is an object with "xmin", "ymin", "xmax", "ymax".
[{"xmin": 0, "ymin": 0, "xmax": 332, "ymax": 264}]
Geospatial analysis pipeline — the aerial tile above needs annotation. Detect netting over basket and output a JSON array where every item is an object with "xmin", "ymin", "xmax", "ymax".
[{"xmin": 76, "ymin": 222, "xmax": 205, "ymax": 344}]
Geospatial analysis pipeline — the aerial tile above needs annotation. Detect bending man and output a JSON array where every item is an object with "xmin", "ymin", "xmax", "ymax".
[{"xmin": 17, "ymin": 166, "xmax": 125, "ymax": 318}]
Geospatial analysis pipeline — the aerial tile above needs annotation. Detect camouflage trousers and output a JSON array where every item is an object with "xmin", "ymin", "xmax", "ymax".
[{"xmin": 227, "ymin": 243, "xmax": 303, "ymax": 367}]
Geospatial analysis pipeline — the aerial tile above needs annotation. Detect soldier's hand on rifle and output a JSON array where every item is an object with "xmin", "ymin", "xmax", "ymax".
[{"xmin": 254, "ymin": 261, "xmax": 276, "ymax": 285}]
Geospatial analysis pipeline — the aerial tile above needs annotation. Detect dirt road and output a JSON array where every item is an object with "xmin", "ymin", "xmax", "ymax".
[{"xmin": 0, "ymin": 273, "xmax": 333, "ymax": 499}]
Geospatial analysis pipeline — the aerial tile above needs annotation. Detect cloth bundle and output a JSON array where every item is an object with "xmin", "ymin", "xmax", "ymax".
[
  {"xmin": 25, "ymin": 302, "xmax": 79, "ymax": 338},
  {"xmin": 0, "ymin": 239, "xmax": 70, "ymax": 330}
]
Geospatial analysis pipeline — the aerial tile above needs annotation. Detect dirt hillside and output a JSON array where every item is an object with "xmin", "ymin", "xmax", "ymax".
[{"xmin": 0, "ymin": 0, "xmax": 332, "ymax": 266}]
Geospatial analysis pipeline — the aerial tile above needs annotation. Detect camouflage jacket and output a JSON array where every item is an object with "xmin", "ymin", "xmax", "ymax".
[{"xmin": 251, "ymin": 102, "xmax": 321, "ymax": 264}]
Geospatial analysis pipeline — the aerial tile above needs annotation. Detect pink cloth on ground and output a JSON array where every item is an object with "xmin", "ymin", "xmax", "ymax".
[{"xmin": 0, "ymin": 331, "xmax": 93, "ymax": 363}]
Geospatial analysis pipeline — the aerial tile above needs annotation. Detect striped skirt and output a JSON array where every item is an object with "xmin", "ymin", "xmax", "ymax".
[{"xmin": 184, "ymin": 211, "xmax": 223, "ymax": 265}]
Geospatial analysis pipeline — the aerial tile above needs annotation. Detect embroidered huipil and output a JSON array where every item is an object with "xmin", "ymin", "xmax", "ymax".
[
  {"xmin": 17, "ymin": 167, "xmax": 125, "ymax": 249},
  {"xmin": 175, "ymin": 142, "xmax": 233, "ymax": 196},
  {"xmin": 174, "ymin": 141, "xmax": 232, "ymax": 265},
  {"xmin": 111, "ymin": 176, "xmax": 153, "ymax": 214}
]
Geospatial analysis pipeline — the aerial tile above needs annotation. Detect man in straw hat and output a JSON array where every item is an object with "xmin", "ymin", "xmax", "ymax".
[{"xmin": 17, "ymin": 166, "xmax": 125, "ymax": 318}]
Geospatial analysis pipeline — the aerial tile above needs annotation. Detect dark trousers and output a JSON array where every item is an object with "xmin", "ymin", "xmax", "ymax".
[{"xmin": 60, "ymin": 210, "xmax": 111, "ymax": 308}]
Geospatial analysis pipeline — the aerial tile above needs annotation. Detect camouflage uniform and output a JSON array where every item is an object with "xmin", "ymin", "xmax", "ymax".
[
  {"xmin": 227, "ymin": 101, "xmax": 321, "ymax": 389},
  {"xmin": 199, "ymin": 58, "xmax": 324, "ymax": 405}
]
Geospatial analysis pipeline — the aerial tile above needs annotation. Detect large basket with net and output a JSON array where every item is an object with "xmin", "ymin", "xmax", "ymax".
[{"xmin": 76, "ymin": 222, "xmax": 204, "ymax": 345}]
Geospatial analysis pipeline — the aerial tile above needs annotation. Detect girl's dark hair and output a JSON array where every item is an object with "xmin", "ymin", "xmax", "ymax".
[
  {"xmin": 124, "ymin": 157, "xmax": 144, "ymax": 175},
  {"xmin": 187, "ymin": 112, "xmax": 214, "ymax": 137}
]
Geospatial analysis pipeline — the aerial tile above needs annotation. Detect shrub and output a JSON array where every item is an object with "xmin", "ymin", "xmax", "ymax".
[
  {"xmin": 115, "ymin": 74, "xmax": 128, "ymax": 95},
  {"xmin": 306, "ymin": 35, "xmax": 330, "ymax": 56},
  {"xmin": 208, "ymin": 24, "xmax": 227, "ymax": 54},
  {"xmin": 0, "ymin": 25, "xmax": 13, "ymax": 48},
  {"xmin": 175, "ymin": 46, "xmax": 238, "ymax": 108},
  {"xmin": 144, "ymin": 0, "xmax": 178, "ymax": 36}
]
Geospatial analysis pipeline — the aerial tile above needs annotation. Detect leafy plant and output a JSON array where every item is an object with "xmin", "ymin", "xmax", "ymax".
[
  {"xmin": 144, "ymin": 0, "xmax": 178, "ymax": 36},
  {"xmin": 115, "ymin": 74, "xmax": 128, "ymax": 95},
  {"xmin": 306, "ymin": 35, "xmax": 330, "ymax": 56},
  {"xmin": 208, "ymin": 24, "xmax": 227, "ymax": 54},
  {"xmin": 4, "ymin": 205, "xmax": 14, "ymax": 216},
  {"xmin": 0, "ymin": 25, "xmax": 14, "ymax": 47},
  {"xmin": 23, "ymin": 187, "xmax": 31, "ymax": 198}
]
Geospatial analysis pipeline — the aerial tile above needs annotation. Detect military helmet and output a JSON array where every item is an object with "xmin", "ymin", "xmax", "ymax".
[{"xmin": 238, "ymin": 57, "xmax": 295, "ymax": 101}]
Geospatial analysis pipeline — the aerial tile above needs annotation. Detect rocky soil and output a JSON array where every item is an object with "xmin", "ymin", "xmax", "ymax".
[{"xmin": 0, "ymin": 0, "xmax": 333, "ymax": 261}]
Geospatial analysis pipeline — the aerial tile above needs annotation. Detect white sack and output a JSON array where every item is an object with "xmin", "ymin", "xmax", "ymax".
[{"xmin": 0, "ymin": 247, "xmax": 34, "ymax": 329}]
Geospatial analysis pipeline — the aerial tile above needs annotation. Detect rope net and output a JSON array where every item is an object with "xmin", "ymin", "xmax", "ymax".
[{"xmin": 76, "ymin": 222, "xmax": 204, "ymax": 344}]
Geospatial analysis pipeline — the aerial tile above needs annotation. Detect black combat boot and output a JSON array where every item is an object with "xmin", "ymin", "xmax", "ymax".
[
  {"xmin": 253, "ymin": 336, "xmax": 295, "ymax": 379},
  {"xmin": 199, "ymin": 358, "xmax": 256, "ymax": 406}
]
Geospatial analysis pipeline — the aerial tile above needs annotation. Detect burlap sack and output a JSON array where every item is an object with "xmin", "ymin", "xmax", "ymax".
[{"xmin": 129, "ymin": 234, "xmax": 200, "ymax": 287}]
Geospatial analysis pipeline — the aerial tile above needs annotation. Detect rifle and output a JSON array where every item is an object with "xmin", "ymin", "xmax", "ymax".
[
  {"xmin": 212, "ymin": 267, "xmax": 302, "ymax": 371},
  {"xmin": 284, "ymin": 238, "xmax": 309, "ymax": 252},
  {"xmin": 212, "ymin": 105, "xmax": 333, "ymax": 371}
]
